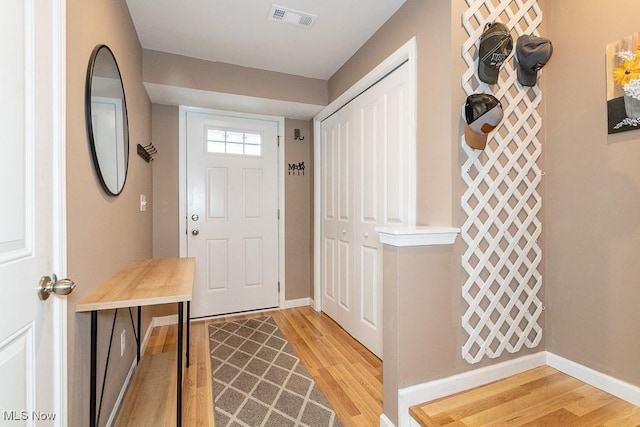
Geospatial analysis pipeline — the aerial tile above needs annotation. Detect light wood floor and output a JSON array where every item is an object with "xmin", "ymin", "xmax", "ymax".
[
  {"xmin": 117, "ymin": 307, "xmax": 639, "ymax": 427},
  {"xmin": 116, "ymin": 306, "xmax": 383, "ymax": 426},
  {"xmin": 410, "ymin": 365, "xmax": 640, "ymax": 427}
]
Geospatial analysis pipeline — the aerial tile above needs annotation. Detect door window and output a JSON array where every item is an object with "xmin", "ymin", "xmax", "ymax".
[{"xmin": 206, "ymin": 127, "xmax": 262, "ymax": 156}]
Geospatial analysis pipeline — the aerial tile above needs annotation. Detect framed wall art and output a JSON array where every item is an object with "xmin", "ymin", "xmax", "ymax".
[{"xmin": 606, "ymin": 32, "xmax": 640, "ymax": 134}]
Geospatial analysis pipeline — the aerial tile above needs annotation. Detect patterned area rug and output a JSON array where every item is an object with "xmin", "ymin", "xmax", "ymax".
[{"xmin": 209, "ymin": 317, "xmax": 343, "ymax": 427}]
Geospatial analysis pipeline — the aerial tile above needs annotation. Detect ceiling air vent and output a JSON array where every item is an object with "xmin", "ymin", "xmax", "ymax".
[{"xmin": 268, "ymin": 4, "xmax": 317, "ymax": 29}]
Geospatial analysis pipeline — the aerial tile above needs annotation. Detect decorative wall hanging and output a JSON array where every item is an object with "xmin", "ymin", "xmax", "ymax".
[
  {"xmin": 288, "ymin": 161, "xmax": 305, "ymax": 175},
  {"xmin": 461, "ymin": 0, "xmax": 544, "ymax": 364},
  {"xmin": 606, "ymin": 32, "xmax": 640, "ymax": 134},
  {"xmin": 294, "ymin": 128, "xmax": 305, "ymax": 141}
]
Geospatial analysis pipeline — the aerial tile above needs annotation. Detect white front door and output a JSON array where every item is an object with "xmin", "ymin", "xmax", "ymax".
[
  {"xmin": 0, "ymin": 0, "xmax": 67, "ymax": 424},
  {"xmin": 186, "ymin": 110, "xmax": 281, "ymax": 318}
]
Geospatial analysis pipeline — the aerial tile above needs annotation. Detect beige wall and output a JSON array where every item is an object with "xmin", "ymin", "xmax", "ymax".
[
  {"xmin": 383, "ymin": 245, "xmax": 457, "ymax": 425},
  {"xmin": 545, "ymin": 0, "xmax": 640, "ymax": 386},
  {"xmin": 284, "ymin": 119, "xmax": 314, "ymax": 300},
  {"xmin": 152, "ymin": 104, "xmax": 180, "ymax": 259},
  {"xmin": 149, "ymin": 104, "xmax": 181, "ymax": 318},
  {"xmin": 143, "ymin": 50, "xmax": 328, "ymax": 106},
  {"xmin": 66, "ymin": 0, "xmax": 152, "ymax": 425},
  {"xmin": 328, "ymin": 0, "xmax": 458, "ymax": 227}
]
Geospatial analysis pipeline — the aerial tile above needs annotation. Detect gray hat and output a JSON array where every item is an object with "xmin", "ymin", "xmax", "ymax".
[
  {"xmin": 478, "ymin": 22, "xmax": 513, "ymax": 85},
  {"xmin": 516, "ymin": 35, "xmax": 553, "ymax": 86},
  {"xmin": 464, "ymin": 93, "xmax": 504, "ymax": 150}
]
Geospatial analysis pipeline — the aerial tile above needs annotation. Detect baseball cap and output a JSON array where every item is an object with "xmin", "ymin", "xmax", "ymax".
[
  {"xmin": 478, "ymin": 22, "xmax": 513, "ymax": 84},
  {"xmin": 463, "ymin": 94, "xmax": 503, "ymax": 150},
  {"xmin": 516, "ymin": 35, "xmax": 553, "ymax": 86}
]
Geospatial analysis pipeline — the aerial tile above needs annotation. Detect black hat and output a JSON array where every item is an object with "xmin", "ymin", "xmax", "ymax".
[{"xmin": 478, "ymin": 22, "xmax": 513, "ymax": 85}]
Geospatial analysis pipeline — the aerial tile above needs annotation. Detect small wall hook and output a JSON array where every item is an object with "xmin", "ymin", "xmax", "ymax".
[
  {"xmin": 137, "ymin": 142, "xmax": 156, "ymax": 163},
  {"xmin": 294, "ymin": 128, "xmax": 305, "ymax": 141}
]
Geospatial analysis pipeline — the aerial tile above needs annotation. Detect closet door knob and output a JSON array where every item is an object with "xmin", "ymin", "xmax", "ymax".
[{"xmin": 191, "ymin": 229, "xmax": 200, "ymax": 236}]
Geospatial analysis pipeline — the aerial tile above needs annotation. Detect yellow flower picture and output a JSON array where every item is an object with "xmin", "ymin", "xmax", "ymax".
[
  {"xmin": 614, "ymin": 58, "xmax": 640, "ymax": 86},
  {"xmin": 606, "ymin": 32, "xmax": 640, "ymax": 134}
]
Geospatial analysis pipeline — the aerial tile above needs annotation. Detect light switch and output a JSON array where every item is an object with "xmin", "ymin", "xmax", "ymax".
[{"xmin": 140, "ymin": 195, "xmax": 147, "ymax": 212}]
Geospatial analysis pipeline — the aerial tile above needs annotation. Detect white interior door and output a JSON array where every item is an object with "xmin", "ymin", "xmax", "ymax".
[
  {"xmin": 320, "ymin": 63, "xmax": 411, "ymax": 358},
  {"xmin": 352, "ymin": 62, "xmax": 410, "ymax": 357},
  {"xmin": 320, "ymin": 114, "xmax": 338, "ymax": 320},
  {"xmin": 321, "ymin": 103, "xmax": 355, "ymax": 330},
  {"xmin": 0, "ymin": 0, "xmax": 67, "ymax": 424},
  {"xmin": 186, "ymin": 111, "xmax": 280, "ymax": 318}
]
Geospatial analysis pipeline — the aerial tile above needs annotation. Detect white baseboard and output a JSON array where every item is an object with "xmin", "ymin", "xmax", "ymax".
[
  {"xmin": 106, "ymin": 356, "xmax": 137, "ymax": 427},
  {"xmin": 547, "ymin": 352, "xmax": 640, "ymax": 406},
  {"xmin": 151, "ymin": 314, "xmax": 178, "ymax": 327},
  {"xmin": 192, "ymin": 301, "xmax": 317, "ymax": 323},
  {"xmin": 283, "ymin": 298, "xmax": 312, "ymax": 309},
  {"xmin": 398, "ymin": 352, "xmax": 546, "ymax": 427},
  {"xmin": 380, "ymin": 413, "xmax": 396, "ymax": 427}
]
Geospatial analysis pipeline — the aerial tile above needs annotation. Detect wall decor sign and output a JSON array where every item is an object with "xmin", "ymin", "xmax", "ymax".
[
  {"xmin": 288, "ymin": 162, "xmax": 305, "ymax": 175},
  {"xmin": 606, "ymin": 32, "xmax": 640, "ymax": 134}
]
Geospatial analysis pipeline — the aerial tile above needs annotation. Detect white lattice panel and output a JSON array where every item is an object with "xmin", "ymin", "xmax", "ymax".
[{"xmin": 461, "ymin": 0, "xmax": 544, "ymax": 364}]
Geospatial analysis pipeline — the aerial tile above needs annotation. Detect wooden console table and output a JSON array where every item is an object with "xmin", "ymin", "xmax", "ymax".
[{"xmin": 76, "ymin": 257, "xmax": 195, "ymax": 427}]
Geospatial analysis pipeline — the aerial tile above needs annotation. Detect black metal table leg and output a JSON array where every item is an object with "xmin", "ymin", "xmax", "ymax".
[
  {"xmin": 90, "ymin": 311, "xmax": 97, "ymax": 427},
  {"xmin": 137, "ymin": 306, "xmax": 141, "ymax": 364},
  {"xmin": 177, "ymin": 302, "xmax": 184, "ymax": 426},
  {"xmin": 186, "ymin": 301, "xmax": 191, "ymax": 368}
]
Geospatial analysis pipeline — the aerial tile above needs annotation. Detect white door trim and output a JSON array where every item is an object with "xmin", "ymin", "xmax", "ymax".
[
  {"xmin": 53, "ymin": 0, "xmax": 68, "ymax": 424},
  {"xmin": 178, "ymin": 106, "xmax": 286, "ymax": 310},
  {"xmin": 313, "ymin": 37, "xmax": 417, "ymax": 311}
]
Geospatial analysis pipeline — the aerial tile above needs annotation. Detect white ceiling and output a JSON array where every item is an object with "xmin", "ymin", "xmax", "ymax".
[{"xmin": 126, "ymin": 0, "xmax": 406, "ymax": 80}]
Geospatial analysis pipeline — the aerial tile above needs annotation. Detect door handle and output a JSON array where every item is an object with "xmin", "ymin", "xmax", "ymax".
[
  {"xmin": 191, "ymin": 229, "xmax": 200, "ymax": 236},
  {"xmin": 38, "ymin": 274, "xmax": 75, "ymax": 300}
]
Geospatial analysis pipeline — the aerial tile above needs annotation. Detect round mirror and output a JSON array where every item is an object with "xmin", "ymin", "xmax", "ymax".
[{"xmin": 85, "ymin": 44, "xmax": 129, "ymax": 196}]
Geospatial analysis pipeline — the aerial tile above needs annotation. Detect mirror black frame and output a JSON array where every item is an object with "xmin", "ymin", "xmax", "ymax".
[{"xmin": 85, "ymin": 44, "xmax": 130, "ymax": 197}]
